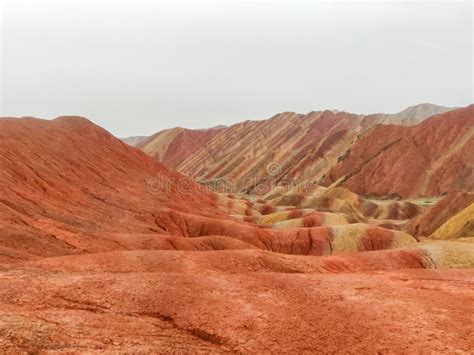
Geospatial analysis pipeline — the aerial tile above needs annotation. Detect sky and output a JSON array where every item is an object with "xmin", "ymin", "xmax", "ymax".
[{"xmin": 0, "ymin": 0, "xmax": 472, "ymax": 137}]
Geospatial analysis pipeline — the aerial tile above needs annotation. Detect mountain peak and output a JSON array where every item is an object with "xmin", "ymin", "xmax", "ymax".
[{"xmin": 394, "ymin": 103, "xmax": 456, "ymax": 121}]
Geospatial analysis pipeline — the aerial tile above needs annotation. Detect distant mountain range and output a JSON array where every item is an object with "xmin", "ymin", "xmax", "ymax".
[
  {"xmin": 121, "ymin": 104, "xmax": 455, "ymax": 147},
  {"xmin": 127, "ymin": 103, "xmax": 472, "ymax": 197}
]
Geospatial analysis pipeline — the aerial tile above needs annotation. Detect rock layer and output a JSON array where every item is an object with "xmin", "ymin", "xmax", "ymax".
[
  {"xmin": 166, "ymin": 104, "xmax": 461, "ymax": 197},
  {"xmin": 323, "ymin": 105, "xmax": 474, "ymax": 197},
  {"xmin": 138, "ymin": 126, "xmax": 225, "ymax": 169}
]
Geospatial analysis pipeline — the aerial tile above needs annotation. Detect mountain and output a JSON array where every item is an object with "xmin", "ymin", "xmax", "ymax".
[
  {"xmin": 137, "ymin": 126, "xmax": 225, "ymax": 169},
  {"xmin": 390, "ymin": 103, "xmax": 457, "ymax": 123},
  {"xmin": 0, "ymin": 116, "xmax": 227, "ymax": 262},
  {"xmin": 121, "ymin": 135, "xmax": 148, "ymax": 146},
  {"xmin": 123, "ymin": 104, "xmax": 452, "ymax": 151},
  {"xmin": 323, "ymin": 105, "xmax": 474, "ymax": 197},
  {"xmin": 172, "ymin": 104, "xmax": 462, "ymax": 196},
  {"xmin": 373, "ymin": 103, "xmax": 457, "ymax": 125}
]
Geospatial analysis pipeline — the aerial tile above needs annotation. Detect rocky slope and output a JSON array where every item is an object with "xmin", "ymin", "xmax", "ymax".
[
  {"xmin": 430, "ymin": 203, "xmax": 474, "ymax": 241},
  {"xmin": 1, "ymin": 115, "xmax": 472, "ymax": 352},
  {"xmin": 407, "ymin": 192, "xmax": 474, "ymax": 238},
  {"xmin": 0, "ymin": 116, "xmax": 223, "ymax": 262},
  {"xmin": 170, "ymin": 104, "xmax": 460, "ymax": 196},
  {"xmin": 323, "ymin": 105, "xmax": 474, "ymax": 197},
  {"xmin": 138, "ymin": 126, "xmax": 225, "ymax": 169},
  {"xmin": 179, "ymin": 110, "xmax": 363, "ymax": 193}
]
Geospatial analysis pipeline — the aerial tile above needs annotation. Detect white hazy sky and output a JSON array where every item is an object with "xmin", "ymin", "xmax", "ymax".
[{"xmin": 0, "ymin": 0, "xmax": 472, "ymax": 137}]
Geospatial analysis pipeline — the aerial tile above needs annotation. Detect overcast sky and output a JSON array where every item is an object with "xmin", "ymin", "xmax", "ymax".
[{"xmin": 0, "ymin": 0, "xmax": 472, "ymax": 137}]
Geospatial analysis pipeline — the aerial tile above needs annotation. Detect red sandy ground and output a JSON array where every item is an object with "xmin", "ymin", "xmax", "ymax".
[{"xmin": 1, "ymin": 260, "xmax": 472, "ymax": 353}]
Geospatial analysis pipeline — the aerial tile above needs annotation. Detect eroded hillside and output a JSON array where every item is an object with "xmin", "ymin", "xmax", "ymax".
[{"xmin": 0, "ymin": 115, "xmax": 473, "ymax": 352}]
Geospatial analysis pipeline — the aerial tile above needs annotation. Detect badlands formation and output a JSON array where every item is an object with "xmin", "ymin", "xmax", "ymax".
[{"xmin": 0, "ymin": 104, "xmax": 473, "ymax": 353}]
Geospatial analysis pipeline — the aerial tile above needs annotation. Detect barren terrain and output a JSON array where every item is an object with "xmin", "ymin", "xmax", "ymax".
[{"xmin": 1, "ymin": 108, "xmax": 473, "ymax": 353}]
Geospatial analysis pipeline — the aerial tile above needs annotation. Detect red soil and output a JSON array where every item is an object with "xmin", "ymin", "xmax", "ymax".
[
  {"xmin": 287, "ymin": 209, "xmax": 304, "ymax": 219},
  {"xmin": 360, "ymin": 227, "xmax": 395, "ymax": 251},
  {"xmin": 1, "ymin": 263, "xmax": 472, "ymax": 353},
  {"xmin": 303, "ymin": 213, "xmax": 324, "ymax": 227},
  {"xmin": 259, "ymin": 203, "xmax": 276, "ymax": 215}
]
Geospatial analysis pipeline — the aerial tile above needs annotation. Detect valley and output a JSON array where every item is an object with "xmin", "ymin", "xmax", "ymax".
[{"xmin": 0, "ymin": 104, "xmax": 473, "ymax": 352}]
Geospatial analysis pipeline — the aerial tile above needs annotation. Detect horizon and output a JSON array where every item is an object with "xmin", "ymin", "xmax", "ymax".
[
  {"xmin": 1, "ymin": 101, "xmax": 465, "ymax": 138},
  {"xmin": 1, "ymin": 1, "xmax": 472, "ymax": 137},
  {"xmin": 112, "ymin": 101, "xmax": 464, "ymax": 137}
]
